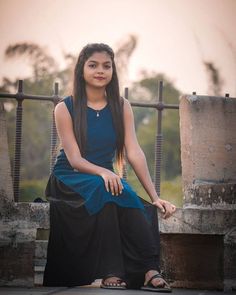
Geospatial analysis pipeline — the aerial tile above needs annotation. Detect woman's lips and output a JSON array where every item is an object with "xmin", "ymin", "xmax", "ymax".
[{"xmin": 94, "ymin": 77, "xmax": 105, "ymax": 80}]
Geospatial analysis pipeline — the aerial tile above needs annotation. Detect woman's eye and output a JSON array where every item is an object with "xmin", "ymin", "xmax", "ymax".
[
  {"xmin": 88, "ymin": 64, "xmax": 96, "ymax": 68},
  {"xmin": 104, "ymin": 65, "xmax": 111, "ymax": 69}
]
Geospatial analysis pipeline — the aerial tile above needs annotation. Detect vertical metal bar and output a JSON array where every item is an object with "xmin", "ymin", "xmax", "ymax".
[
  {"xmin": 13, "ymin": 80, "xmax": 24, "ymax": 202},
  {"xmin": 122, "ymin": 87, "xmax": 129, "ymax": 180},
  {"xmin": 154, "ymin": 81, "xmax": 163, "ymax": 196},
  {"xmin": 50, "ymin": 82, "xmax": 59, "ymax": 173},
  {"xmin": 124, "ymin": 87, "xmax": 129, "ymax": 101}
]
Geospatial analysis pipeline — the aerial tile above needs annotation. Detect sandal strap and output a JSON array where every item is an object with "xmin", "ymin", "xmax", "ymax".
[
  {"xmin": 147, "ymin": 273, "xmax": 170, "ymax": 288},
  {"xmin": 147, "ymin": 273, "xmax": 163, "ymax": 284}
]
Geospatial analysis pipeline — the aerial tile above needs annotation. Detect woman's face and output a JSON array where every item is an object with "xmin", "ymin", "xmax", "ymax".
[{"xmin": 83, "ymin": 51, "xmax": 113, "ymax": 89}]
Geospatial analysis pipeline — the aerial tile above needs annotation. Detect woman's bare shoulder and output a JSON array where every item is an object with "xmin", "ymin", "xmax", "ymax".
[
  {"xmin": 55, "ymin": 100, "xmax": 69, "ymax": 114},
  {"xmin": 54, "ymin": 102, "xmax": 72, "ymax": 126},
  {"xmin": 122, "ymin": 97, "xmax": 133, "ymax": 116}
]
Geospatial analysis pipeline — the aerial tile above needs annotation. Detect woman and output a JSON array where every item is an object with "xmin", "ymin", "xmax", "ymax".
[{"xmin": 43, "ymin": 43, "xmax": 176, "ymax": 292}]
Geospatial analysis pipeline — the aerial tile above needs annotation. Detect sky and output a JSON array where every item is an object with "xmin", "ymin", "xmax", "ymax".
[{"xmin": 0, "ymin": 0, "xmax": 235, "ymax": 96}]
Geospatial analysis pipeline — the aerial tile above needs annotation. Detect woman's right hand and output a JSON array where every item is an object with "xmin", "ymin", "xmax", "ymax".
[{"xmin": 99, "ymin": 169, "xmax": 124, "ymax": 196}]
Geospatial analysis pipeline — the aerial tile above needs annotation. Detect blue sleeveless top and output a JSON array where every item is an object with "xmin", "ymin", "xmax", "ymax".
[{"xmin": 52, "ymin": 96, "xmax": 145, "ymax": 215}]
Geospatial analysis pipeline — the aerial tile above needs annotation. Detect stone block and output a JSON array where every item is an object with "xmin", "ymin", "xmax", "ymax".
[
  {"xmin": 160, "ymin": 233, "xmax": 224, "ymax": 290},
  {"xmin": 0, "ymin": 242, "xmax": 35, "ymax": 287}
]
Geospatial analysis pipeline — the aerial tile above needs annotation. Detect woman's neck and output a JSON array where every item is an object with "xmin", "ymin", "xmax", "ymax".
[{"xmin": 86, "ymin": 85, "xmax": 106, "ymax": 103}]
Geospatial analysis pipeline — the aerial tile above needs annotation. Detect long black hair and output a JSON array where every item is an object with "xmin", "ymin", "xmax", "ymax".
[{"xmin": 73, "ymin": 43, "xmax": 124, "ymax": 173}]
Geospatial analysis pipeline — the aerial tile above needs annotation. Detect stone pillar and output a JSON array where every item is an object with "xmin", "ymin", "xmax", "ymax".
[
  {"xmin": 180, "ymin": 95, "xmax": 236, "ymax": 209},
  {"xmin": 0, "ymin": 101, "xmax": 14, "ymax": 203},
  {"xmin": 179, "ymin": 94, "xmax": 236, "ymax": 291},
  {"xmin": 0, "ymin": 101, "xmax": 34, "ymax": 287}
]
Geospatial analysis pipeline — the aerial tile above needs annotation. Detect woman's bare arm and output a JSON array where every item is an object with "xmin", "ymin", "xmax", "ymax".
[
  {"xmin": 123, "ymin": 99, "xmax": 176, "ymax": 218},
  {"xmin": 54, "ymin": 102, "xmax": 123, "ymax": 195}
]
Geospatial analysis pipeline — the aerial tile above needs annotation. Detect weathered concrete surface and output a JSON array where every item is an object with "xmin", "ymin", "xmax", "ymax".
[
  {"xmin": 0, "ymin": 102, "xmax": 14, "ymax": 203},
  {"xmin": 159, "ymin": 208, "xmax": 236, "ymax": 290},
  {"xmin": 160, "ymin": 234, "xmax": 224, "ymax": 289},
  {"xmin": 179, "ymin": 95, "xmax": 236, "ymax": 208},
  {"xmin": 0, "ymin": 203, "xmax": 49, "ymax": 287},
  {"xmin": 183, "ymin": 182, "xmax": 236, "ymax": 209},
  {"xmin": 179, "ymin": 95, "xmax": 236, "ymax": 291},
  {"xmin": 159, "ymin": 208, "xmax": 236, "ymax": 234}
]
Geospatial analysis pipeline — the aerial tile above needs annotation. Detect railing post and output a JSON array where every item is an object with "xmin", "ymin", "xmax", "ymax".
[
  {"xmin": 50, "ymin": 82, "xmax": 59, "ymax": 173},
  {"xmin": 13, "ymin": 80, "xmax": 24, "ymax": 202},
  {"xmin": 154, "ymin": 81, "xmax": 163, "ymax": 196}
]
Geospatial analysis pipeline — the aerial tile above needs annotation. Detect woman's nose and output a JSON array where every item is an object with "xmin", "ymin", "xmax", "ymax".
[{"xmin": 96, "ymin": 66, "xmax": 104, "ymax": 73}]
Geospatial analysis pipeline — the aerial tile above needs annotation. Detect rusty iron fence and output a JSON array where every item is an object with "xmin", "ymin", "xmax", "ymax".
[{"xmin": 0, "ymin": 80, "xmax": 179, "ymax": 202}]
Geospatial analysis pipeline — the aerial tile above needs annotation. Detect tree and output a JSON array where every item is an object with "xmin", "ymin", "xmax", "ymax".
[
  {"xmin": 129, "ymin": 72, "xmax": 182, "ymax": 180},
  {"xmin": 114, "ymin": 34, "xmax": 138, "ymax": 88}
]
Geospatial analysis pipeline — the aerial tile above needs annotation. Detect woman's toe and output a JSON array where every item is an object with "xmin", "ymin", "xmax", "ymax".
[{"xmin": 153, "ymin": 278, "xmax": 164, "ymax": 287}]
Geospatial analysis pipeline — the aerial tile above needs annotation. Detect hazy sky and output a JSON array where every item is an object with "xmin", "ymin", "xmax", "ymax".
[{"xmin": 0, "ymin": 0, "xmax": 235, "ymax": 96}]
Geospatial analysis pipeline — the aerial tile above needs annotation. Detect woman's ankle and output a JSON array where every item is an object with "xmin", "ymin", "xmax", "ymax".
[{"xmin": 144, "ymin": 270, "xmax": 159, "ymax": 284}]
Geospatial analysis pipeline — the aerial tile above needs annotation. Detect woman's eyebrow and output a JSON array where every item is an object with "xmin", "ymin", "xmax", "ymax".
[{"xmin": 88, "ymin": 60, "xmax": 111, "ymax": 64}]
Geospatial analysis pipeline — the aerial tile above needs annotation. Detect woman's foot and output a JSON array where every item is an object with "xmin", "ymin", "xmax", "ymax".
[
  {"xmin": 142, "ymin": 270, "xmax": 172, "ymax": 292},
  {"xmin": 101, "ymin": 276, "xmax": 126, "ymax": 289},
  {"xmin": 144, "ymin": 270, "xmax": 165, "ymax": 287}
]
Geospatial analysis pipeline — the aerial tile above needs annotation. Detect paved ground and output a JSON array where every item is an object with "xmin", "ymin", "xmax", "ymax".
[{"xmin": 0, "ymin": 286, "xmax": 235, "ymax": 295}]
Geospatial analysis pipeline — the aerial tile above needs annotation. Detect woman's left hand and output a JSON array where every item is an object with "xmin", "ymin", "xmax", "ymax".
[{"xmin": 152, "ymin": 198, "xmax": 176, "ymax": 219}]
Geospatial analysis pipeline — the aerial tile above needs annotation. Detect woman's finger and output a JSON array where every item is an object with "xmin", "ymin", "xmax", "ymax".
[
  {"xmin": 163, "ymin": 210, "xmax": 171, "ymax": 219},
  {"xmin": 108, "ymin": 180, "xmax": 115, "ymax": 195},
  {"xmin": 163, "ymin": 203, "xmax": 176, "ymax": 219},
  {"xmin": 116, "ymin": 178, "xmax": 124, "ymax": 195},
  {"xmin": 153, "ymin": 201, "xmax": 166, "ymax": 213},
  {"xmin": 104, "ymin": 178, "xmax": 109, "ymax": 192},
  {"xmin": 118, "ymin": 180, "xmax": 123, "ymax": 194},
  {"xmin": 113, "ymin": 179, "xmax": 119, "ymax": 196}
]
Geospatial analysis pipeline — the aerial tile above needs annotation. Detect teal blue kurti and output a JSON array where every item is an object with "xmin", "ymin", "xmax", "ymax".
[{"xmin": 52, "ymin": 96, "xmax": 145, "ymax": 215}]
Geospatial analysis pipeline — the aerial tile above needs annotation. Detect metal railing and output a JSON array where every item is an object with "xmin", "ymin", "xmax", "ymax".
[
  {"xmin": 0, "ymin": 80, "xmax": 179, "ymax": 202},
  {"xmin": 0, "ymin": 80, "xmax": 60, "ymax": 202}
]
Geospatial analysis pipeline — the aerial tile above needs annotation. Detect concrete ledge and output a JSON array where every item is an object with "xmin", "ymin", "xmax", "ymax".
[
  {"xmin": 0, "ymin": 203, "xmax": 235, "ymax": 289},
  {"xmin": 159, "ymin": 208, "xmax": 236, "ymax": 235}
]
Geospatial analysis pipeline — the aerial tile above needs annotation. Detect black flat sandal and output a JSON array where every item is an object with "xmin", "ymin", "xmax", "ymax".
[
  {"xmin": 141, "ymin": 273, "xmax": 172, "ymax": 293},
  {"xmin": 100, "ymin": 275, "xmax": 127, "ymax": 290}
]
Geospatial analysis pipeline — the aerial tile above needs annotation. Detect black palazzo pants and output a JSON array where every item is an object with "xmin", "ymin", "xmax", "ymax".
[{"xmin": 43, "ymin": 175, "xmax": 160, "ymax": 288}]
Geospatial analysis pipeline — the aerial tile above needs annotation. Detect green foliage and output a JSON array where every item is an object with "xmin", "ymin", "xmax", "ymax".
[
  {"xmin": 130, "ymin": 73, "xmax": 182, "ymax": 181},
  {"xmin": 19, "ymin": 178, "xmax": 47, "ymax": 202},
  {"xmin": 2, "ymin": 42, "xmax": 74, "ymax": 202},
  {"xmin": 6, "ymin": 82, "xmax": 55, "ymax": 181},
  {"xmin": 3, "ymin": 43, "xmax": 73, "ymax": 183},
  {"xmin": 126, "ymin": 169, "xmax": 183, "ymax": 207},
  {"xmin": 160, "ymin": 176, "xmax": 183, "ymax": 207}
]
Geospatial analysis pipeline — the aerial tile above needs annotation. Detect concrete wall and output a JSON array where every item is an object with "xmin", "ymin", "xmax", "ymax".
[{"xmin": 179, "ymin": 95, "xmax": 236, "ymax": 209}]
